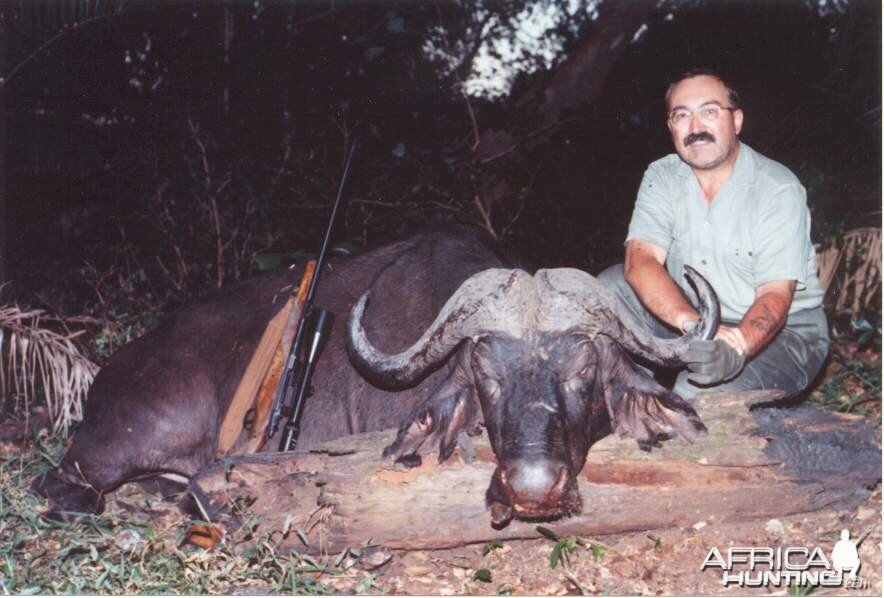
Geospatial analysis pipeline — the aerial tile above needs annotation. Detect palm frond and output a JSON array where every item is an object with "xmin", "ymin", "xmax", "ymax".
[
  {"xmin": 0, "ymin": 304, "xmax": 98, "ymax": 436},
  {"xmin": 818, "ymin": 227, "xmax": 882, "ymax": 320}
]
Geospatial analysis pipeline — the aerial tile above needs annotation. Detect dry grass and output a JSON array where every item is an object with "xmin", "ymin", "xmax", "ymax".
[
  {"xmin": 0, "ymin": 304, "xmax": 98, "ymax": 435},
  {"xmin": 818, "ymin": 227, "xmax": 882, "ymax": 320}
]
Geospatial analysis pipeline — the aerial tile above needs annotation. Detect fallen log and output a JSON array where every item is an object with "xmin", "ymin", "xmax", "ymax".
[{"xmin": 191, "ymin": 390, "xmax": 881, "ymax": 555}]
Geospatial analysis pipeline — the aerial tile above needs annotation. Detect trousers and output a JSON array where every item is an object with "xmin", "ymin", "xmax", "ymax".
[{"xmin": 596, "ymin": 264, "xmax": 830, "ymax": 400}]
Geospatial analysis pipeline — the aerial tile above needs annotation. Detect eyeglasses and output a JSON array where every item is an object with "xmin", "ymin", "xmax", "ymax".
[{"xmin": 668, "ymin": 104, "xmax": 736, "ymax": 127}]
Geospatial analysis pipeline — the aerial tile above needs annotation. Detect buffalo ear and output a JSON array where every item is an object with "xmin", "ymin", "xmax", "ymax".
[
  {"xmin": 595, "ymin": 342, "xmax": 706, "ymax": 450},
  {"xmin": 604, "ymin": 379, "xmax": 706, "ymax": 450},
  {"xmin": 382, "ymin": 364, "xmax": 479, "ymax": 466}
]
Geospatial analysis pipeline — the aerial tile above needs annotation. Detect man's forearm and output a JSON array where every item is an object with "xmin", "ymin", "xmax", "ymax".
[
  {"xmin": 624, "ymin": 241, "xmax": 698, "ymax": 331},
  {"xmin": 736, "ymin": 285, "xmax": 793, "ymax": 357},
  {"xmin": 684, "ymin": 280, "xmax": 794, "ymax": 386}
]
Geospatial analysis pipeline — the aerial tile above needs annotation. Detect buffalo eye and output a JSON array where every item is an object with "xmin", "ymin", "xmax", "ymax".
[{"xmin": 562, "ymin": 368, "xmax": 591, "ymax": 395}]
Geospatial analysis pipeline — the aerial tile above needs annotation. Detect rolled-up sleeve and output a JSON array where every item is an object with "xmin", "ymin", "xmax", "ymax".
[
  {"xmin": 626, "ymin": 166, "xmax": 674, "ymax": 251},
  {"xmin": 752, "ymin": 183, "xmax": 812, "ymax": 288}
]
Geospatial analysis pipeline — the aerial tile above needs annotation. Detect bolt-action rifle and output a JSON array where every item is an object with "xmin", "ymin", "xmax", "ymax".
[{"xmin": 266, "ymin": 136, "xmax": 359, "ymax": 452}]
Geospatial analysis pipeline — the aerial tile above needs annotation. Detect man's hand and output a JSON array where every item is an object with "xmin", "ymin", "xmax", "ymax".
[
  {"xmin": 716, "ymin": 325, "xmax": 748, "ymax": 354},
  {"xmin": 683, "ymin": 339, "xmax": 746, "ymax": 386}
]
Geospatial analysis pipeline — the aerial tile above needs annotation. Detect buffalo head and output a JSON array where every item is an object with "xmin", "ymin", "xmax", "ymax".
[{"xmin": 347, "ymin": 266, "xmax": 716, "ymax": 527}]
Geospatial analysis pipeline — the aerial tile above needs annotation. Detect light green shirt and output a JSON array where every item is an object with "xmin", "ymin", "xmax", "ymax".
[{"xmin": 626, "ymin": 142, "xmax": 824, "ymax": 321}]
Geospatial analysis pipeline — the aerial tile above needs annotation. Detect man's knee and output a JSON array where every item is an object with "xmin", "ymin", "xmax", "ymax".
[
  {"xmin": 597, "ymin": 262, "xmax": 673, "ymax": 337},
  {"xmin": 596, "ymin": 263, "xmax": 626, "ymax": 290},
  {"xmin": 597, "ymin": 263, "xmax": 635, "ymax": 305},
  {"xmin": 673, "ymin": 366, "xmax": 763, "ymax": 401}
]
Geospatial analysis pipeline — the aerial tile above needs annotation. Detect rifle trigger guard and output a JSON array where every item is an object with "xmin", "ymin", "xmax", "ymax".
[{"xmin": 242, "ymin": 408, "xmax": 256, "ymax": 431}]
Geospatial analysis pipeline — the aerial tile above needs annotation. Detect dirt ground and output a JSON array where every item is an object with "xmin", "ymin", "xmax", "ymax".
[{"xmin": 330, "ymin": 487, "xmax": 881, "ymax": 596}]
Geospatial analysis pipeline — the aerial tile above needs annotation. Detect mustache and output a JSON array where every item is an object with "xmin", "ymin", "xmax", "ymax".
[{"xmin": 684, "ymin": 132, "xmax": 716, "ymax": 146}]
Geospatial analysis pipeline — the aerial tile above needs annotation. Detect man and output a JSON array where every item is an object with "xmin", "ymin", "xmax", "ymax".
[{"xmin": 599, "ymin": 68, "xmax": 829, "ymax": 399}]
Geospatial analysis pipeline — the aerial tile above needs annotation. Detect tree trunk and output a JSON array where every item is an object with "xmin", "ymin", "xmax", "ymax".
[
  {"xmin": 476, "ymin": 0, "xmax": 657, "ymax": 163},
  {"xmin": 192, "ymin": 391, "xmax": 881, "ymax": 555},
  {"xmin": 472, "ymin": 0, "xmax": 658, "ymax": 235}
]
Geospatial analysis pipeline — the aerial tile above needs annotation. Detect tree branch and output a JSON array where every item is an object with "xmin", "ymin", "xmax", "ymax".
[{"xmin": 1, "ymin": 6, "xmax": 155, "ymax": 86}]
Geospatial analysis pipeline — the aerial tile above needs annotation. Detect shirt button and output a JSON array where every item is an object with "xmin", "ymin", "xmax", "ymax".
[{"xmin": 701, "ymin": 259, "xmax": 707, "ymax": 265}]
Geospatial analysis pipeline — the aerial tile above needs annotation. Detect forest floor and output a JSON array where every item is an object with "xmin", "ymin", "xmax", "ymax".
[{"xmin": 368, "ymin": 492, "xmax": 881, "ymax": 596}]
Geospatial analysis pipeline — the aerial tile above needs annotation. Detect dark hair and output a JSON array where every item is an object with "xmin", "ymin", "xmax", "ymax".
[{"xmin": 665, "ymin": 68, "xmax": 741, "ymax": 111}]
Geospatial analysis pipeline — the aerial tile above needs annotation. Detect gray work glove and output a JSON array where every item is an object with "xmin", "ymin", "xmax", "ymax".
[{"xmin": 683, "ymin": 339, "xmax": 746, "ymax": 386}]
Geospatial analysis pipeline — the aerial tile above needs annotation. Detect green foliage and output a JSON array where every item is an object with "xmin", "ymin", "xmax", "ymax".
[
  {"xmin": 91, "ymin": 313, "xmax": 161, "ymax": 362},
  {"xmin": 472, "ymin": 568, "xmax": 492, "ymax": 583},
  {"xmin": 536, "ymin": 525, "xmax": 558, "ymax": 541},
  {"xmin": 852, "ymin": 316, "xmax": 882, "ymax": 352},
  {"xmin": 810, "ymin": 343, "xmax": 881, "ymax": 418},
  {"xmin": 0, "ymin": 436, "xmax": 363, "ymax": 594},
  {"xmin": 482, "ymin": 539, "xmax": 505, "ymax": 555},
  {"xmin": 549, "ymin": 535, "xmax": 578, "ymax": 570},
  {"xmin": 536, "ymin": 526, "xmax": 606, "ymax": 570}
]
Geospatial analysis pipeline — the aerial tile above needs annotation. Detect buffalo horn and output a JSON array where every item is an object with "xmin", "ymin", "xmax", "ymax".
[
  {"xmin": 346, "ymin": 269, "xmax": 531, "ymax": 388},
  {"xmin": 536, "ymin": 266, "xmax": 719, "ymax": 365}
]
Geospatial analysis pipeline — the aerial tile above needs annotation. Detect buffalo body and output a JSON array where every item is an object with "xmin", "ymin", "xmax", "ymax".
[{"xmin": 35, "ymin": 225, "xmax": 507, "ymax": 518}]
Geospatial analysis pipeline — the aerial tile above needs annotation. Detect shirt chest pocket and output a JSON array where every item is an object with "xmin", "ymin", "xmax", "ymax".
[{"xmin": 722, "ymin": 235, "xmax": 755, "ymax": 283}]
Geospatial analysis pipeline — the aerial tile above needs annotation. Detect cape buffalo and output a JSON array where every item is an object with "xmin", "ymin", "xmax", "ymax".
[{"xmin": 34, "ymin": 224, "xmax": 715, "ymax": 526}]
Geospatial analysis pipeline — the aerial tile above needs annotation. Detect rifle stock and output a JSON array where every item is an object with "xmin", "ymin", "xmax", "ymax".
[{"xmin": 258, "ymin": 260, "xmax": 315, "ymax": 447}]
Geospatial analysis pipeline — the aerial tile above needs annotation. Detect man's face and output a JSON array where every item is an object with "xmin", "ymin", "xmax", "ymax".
[{"xmin": 666, "ymin": 75, "xmax": 743, "ymax": 170}]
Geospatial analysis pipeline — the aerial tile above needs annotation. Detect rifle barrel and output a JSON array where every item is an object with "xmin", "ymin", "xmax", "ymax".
[
  {"xmin": 304, "ymin": 137, "xmax": 360, "ymax": 309},
  {"xmin": 268, "ymin": 136, "xmax": 359, "ymax": 449}
]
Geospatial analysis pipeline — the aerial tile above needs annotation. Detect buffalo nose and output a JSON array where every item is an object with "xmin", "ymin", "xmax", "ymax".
[{"xmin": 497, "ymin": 460, "xmax": 571, "ymax": 508}]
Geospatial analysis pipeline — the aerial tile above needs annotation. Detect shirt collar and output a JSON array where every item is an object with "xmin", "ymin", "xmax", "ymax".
[{"xmin": 729, "ymin": 141, "xmax": 755, "ymax": 187}]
